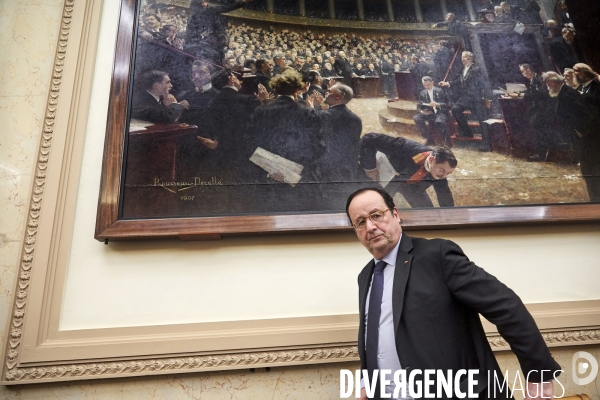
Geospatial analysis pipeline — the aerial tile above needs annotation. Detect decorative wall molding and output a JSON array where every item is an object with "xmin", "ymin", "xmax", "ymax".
[
  {"xmin": 5, "ymin": 346, "xmax": 359, "ymax": 383},
  {"xmin": 487, "ymin": 329, "xmax": 600, "ymax": 351},
  {"xmin": 2, "ymin": 0, "xmax": 75, "ymax": 382},
  {"xmin": 4, "ymin": 328, "xmax": 600, "ymax": 383}
]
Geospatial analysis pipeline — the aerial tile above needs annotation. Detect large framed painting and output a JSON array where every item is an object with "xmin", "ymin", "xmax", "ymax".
[{"xmin": 95, "ymin": 0, "xmax": 600, "ymax": 240}]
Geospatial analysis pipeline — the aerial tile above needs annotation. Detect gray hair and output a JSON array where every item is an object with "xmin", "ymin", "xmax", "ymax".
[
  {"xmin": 541, "ymin": 71, "xmax": 565, "ymax": 83},
  {"xmin": 331, "ymin": 83, "xmax": 354, "ymax": 104},
  {"xmin": 422, "ymin": 76, "xmax": 433, "ymax": 83},
  {"xmin": 462, "ymin": 51, "xmax": 474, "ymax": 59}
]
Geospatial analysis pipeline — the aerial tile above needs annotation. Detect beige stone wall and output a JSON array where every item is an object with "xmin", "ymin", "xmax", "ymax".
[{"xmin": 0, "ymin": 0, "xmax": 598, "ymax": 398}]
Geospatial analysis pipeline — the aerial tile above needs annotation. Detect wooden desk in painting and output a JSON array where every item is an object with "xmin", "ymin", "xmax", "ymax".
[
  {"xmin": 352, "ymin": 76, "xmax": 384, "ymax": 98},
  {"xmin": 122, "ymin": 121, "xmax": 198, "ymax": 218},
  {"xmin": 498, "ymin": 97, "xmax": 535, "ymax": 157}
]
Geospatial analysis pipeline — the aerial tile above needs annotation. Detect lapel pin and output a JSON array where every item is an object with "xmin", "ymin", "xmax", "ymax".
[{"xmin": 404, "ymin": 261, "xmax": 408, "ymax": 264}]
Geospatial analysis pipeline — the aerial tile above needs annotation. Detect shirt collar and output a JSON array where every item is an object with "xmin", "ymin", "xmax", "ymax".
[
  {"xmin": 223, "ymin": 85, "xmax": 239, "ymax": 91},
  {"xmin": 582, "ymin": 80, "xmax": 594, "ymax": 87},
  {"xmin": 424, "ymin": 155, "xmax": 432, "ymax": 173},
  {"xmin": 196, "ymin": 83, "xmax": 212, "ymax": 92},
  {"xmin": 374, "ymin": 234, "xmax": 402, "ymax": 267},
  {"xmin": 147, "ymin": 91, "xmax": 161, "ymax": 103}
]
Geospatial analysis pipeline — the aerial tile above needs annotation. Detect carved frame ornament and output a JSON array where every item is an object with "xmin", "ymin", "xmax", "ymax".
[{"xmin": 1, "ymin": 0, "xmax": 599, "ymax": 386}]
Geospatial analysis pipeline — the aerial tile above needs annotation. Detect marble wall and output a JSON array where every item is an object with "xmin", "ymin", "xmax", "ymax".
[{"xmin": 0, "ymin": 0, "xmax": 598, "ymax": 398}]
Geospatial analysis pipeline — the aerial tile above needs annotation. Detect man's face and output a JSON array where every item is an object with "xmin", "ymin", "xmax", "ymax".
[
  {"xmin": 501, "ymin": 3, "xmax": 510, "ymax": 12},
  {"xmin": 348, "ymin": 191, "xmax": 402, "ymax": 260},
  {"xmin": 145, "ymin": 16, "xmax": 160, "ymax": 30},
  {"xmin": 564, "ymin": 70, "xmax": 575, "ymax": 82},
  {"xmin": 462, "ymin": 54, "xmax": 473, "ymax": 67},
  {"xmin": 155, "ymin": 75, "xmax": 172, "ymax": 97},
  {"xmin": 324, "ymin": 87, "xmax": 340, "ymax": 105},
  {"xmin": 368, "ymin": 63, "xmax": 375, "ymax": 70},
  {"xmin": 445, "ymin": 13, "xmax": 454, "ymax": 21},
  {"xmin": 573, "ymin": 66, "xmax": 588, "ymax": 81},
  {"xmin": 262, "ymin": 61, "xmax": 273, "ymax": 73},
  {"xmin": 562, "ymin": 30, "xmax": 575, "ymax": 41},
  {"xmin": 423, "ymin": 80, "xmax": 434, "ymax": 90},
  {"xmin": 428, "ymin": 157, "xmax": 455, "ymax": 180},
  {"xmin": 229, "ymin": 73, "xmax": 242, "ymax": 90},
  {"xmin": 165, "ymin": 26, "xmax": 177, "ymax": 39},
  {"xmin": 191, "ymin": 65, "xmax": 211, "ymax": 88},
  {"xmin": 338, "ymin": 51, "xmax": 346, "ymax": 59},
  {"xmin": 520, "ymin": 66, "xmax": 534, "ymax": 80}
]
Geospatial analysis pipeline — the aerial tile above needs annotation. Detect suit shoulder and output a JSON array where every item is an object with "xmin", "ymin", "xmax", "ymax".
[{"xmin": 411, "ymin": 236, "xmax": 457, "ymax": 252}]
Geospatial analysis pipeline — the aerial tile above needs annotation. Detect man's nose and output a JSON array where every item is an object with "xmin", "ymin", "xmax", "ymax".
[{"xmin": 365, "ymin": 218, "xmax": 378, "ymax": 230}]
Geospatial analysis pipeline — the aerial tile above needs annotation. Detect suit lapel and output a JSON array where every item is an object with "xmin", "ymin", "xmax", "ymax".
[
  {"xmin": 392, "ymin": 235, "xmax": 414, "ymax": 333},
  {"xmin": 359, "ymin": 260, "xmax": 375, "ymax": 318},
  {"xmin": 358, "ymin": 259, "xmax": 376, "ymax": 363}
]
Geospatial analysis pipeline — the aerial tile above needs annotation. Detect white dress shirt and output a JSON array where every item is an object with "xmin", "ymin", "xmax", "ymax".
[{"xmin": 362, "ymin": 235, "xmax": 412, "ymax": 399}]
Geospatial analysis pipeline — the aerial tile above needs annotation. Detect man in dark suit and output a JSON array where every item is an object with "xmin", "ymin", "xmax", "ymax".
[
  {"xmin": 511, "ymin": 64, "xmax": 557, "ymax": 161},
  {"xmin": 254, "ymin": 59, "xmax": 274, "ymax": 94},
  {"xmin": 333, "ymin": 51, "xmax": 356, "ymax": 88},
  {"xmin": 439, "ymin": 51, "xmax": 492, "ymax": 150},
  {"xmin": 432, "ymin": 13, "xmax": 472, "ymax": 51},
  {"xmin": 543, "ymin": 71, "xmax": 600, "ymax": 202},
  {"xmin": 318, "ymin": 83, "xmax": 363, "ymax": 210},
  {"xmin": 131, "ymin": 70, "xmax": 189, "ymax": 123},
  {"xmin": 306, "ymin": 70, "xmax": 325, "ymax": 97},
  {"xmin": 203, "ymin": 68, "xmax": 265, "ymax": 185},
  {"xmin": 413, "ymin": 76, "xmax": 450, "ymax": 146},
  {"xmin": 176, "ymin": 62, "xmax": 217, "ymax": 179},
  {"xmin": 409, "ymin": 56, "xmax": 429, "ymax": 98},
  {"xmin": 359, "ymin": 134, "xmax": 456, "ymax": 208},
  {"xmin": 346, "ymin": 187, "xmax": 561, "ymax": 400},
  {"xmin": 380, "ymin": 56, "xmax": 396, "ymax": 98},
  {"xmin": 248, "ymin": 70, "xmax": 326, "ymax": 213},
  {"xmin": 295, "ymin": 56, "xmax": 311, "ymax": 79},
  {"xmin": 549, "ymin": 28, "xmax": 584, "ymax": 73},
  {"xmin": 492, "ymin": 6, "xmax": 514, "ymax": 23},
  {"xmin": 573, "ymin": 63, "xmax": 600, "ymax": 113}
]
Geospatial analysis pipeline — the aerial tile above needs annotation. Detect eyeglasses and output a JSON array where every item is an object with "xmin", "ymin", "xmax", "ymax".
[{"xmin": 352, "ymin": 209, "xmax": 390, "ymax": 230}]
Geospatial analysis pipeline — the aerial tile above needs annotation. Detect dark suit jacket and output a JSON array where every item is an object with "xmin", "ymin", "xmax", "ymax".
[
  {"xmin": 130, "ymin": 90, "xmax": 184, "ymax": 123},
  {"xmin": 549, "ymin": 37, "xmax": 583, "ymax": 72},
  {"xmin": 254, "ymin": 71, "xmax": 274, "ymax": 93},
  {"xmin": 360, "ymin": 133, "xmax": 454, "ymax": 207},
  {"xmin": 577, "ymin": 79, "xmax": 600, "ymax": 114},
  {"xmin": 178, "ymin": 87, "xmax": 217, "ymax": 128},
  {"xmin": 319, "ymin": 104, "xmax": 363, "ymax": 182},
  {"xmin": 358, "ymin": 235, "xmax": 562, "ymax": 398},
  {"xmin": 555, "ymin": 84, "xmax": 600, "ymax": 167},
  {"xmin": 417, "ymin": 87, "xmax": 448, "ymax": 114},
  {"xmin": 522, "ymin": 74, "xmax": 549, "ymax": 114},
  {"xmin": 448, "ymin": 65, "xmax": 490, "ymax": 100},
  {"xmin": 204, "ymin": 87, "xmax": 262, "ymax": 182},
  {"xmin": 250, "ymin": 96, "xmax": 325, "ymax": 184}
]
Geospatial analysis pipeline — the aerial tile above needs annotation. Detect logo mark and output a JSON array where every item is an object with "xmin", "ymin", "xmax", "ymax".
[{"xmin": 572, "ymin": 351, "xmax": 598, "ymax": 386}]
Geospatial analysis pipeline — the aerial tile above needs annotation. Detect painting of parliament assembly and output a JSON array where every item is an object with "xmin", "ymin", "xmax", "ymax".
[{"xmin": 112, "ymin": 0, "xmax": 599, "ymax": 223}]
